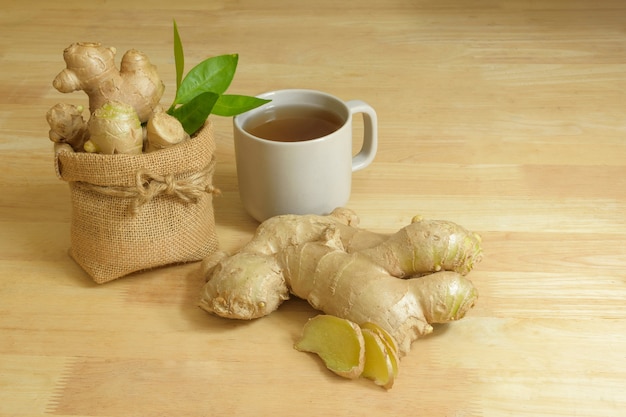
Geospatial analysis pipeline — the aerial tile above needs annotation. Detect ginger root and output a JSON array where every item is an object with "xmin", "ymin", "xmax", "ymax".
[
  {"xmin": 145, "ymin": 109, "xmax": 189, "ymax": 152},
  {"xmin": 84, "ymin": 101, "xmax": 144, "ymax": 154},
  {"xmin": 45, "ymin": 103, "xmax": 90, "ymax": 151},
  {"xmin": 199, "ymin": 208, "xmax": 482, "ymax": 356},
  {"xmin": 53, "ymin": 42, "xmax": 164, "ymax": 123},
  {"xmin": 48, "ymin": 42, "xmax": 186, "ymax": 154}
]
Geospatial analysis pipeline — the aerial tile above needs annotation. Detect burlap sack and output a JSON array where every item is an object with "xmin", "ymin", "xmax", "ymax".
[{"xmin": 54, "ymin": 121, "xmax": 219, "ymax": 283}]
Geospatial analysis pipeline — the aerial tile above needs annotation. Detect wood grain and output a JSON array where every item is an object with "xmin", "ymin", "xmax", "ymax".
[{"xmin": 1, "ymin": 1, "xmax": 625, "ymax": 416}]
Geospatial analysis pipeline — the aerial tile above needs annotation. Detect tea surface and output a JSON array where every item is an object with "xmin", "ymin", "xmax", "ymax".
[{"xmin": 245, "ymin": 105, "xmax": 344, "ymax": 142}]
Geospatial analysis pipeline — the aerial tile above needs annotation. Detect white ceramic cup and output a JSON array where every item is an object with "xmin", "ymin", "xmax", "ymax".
[{"xmin": 233, "ymin": 89, "xmax": 378, "ymax": 222}]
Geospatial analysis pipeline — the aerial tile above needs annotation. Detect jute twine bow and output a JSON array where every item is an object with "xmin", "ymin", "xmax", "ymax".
[{"xmin": 82, "ymin": 157, "xmax": 220, "ymax": 215}]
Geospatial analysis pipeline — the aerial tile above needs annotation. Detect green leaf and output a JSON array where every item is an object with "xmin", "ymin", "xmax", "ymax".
[
  {"xmin": 169, "ymin": 91, "xmax": 220, "ymax": 136},
  {"xmin": 174, "ymin": 54, "xmax": 238, "ymax": 106},
  {"xmin": 173, "ymin": 19, "xmax": 184, "ymax": 91},
  {"xmin": 212, "ymin": 94, "xmax": 271, "ymax": 117}
]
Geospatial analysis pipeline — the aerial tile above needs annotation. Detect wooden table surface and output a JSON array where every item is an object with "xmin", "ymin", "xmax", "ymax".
[{"xmin": 2, "ymin": 1, "xmax": 625, "ymax": 416}]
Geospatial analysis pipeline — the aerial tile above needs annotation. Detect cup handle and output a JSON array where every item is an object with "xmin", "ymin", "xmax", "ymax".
[{"xmin": 346, "ymin": 100, "xmax": 378, "ymax": 172}]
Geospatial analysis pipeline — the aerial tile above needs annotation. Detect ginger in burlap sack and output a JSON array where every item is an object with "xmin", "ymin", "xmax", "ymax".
[{"xmin": 54, "ymin": 121, "xmax": 219, "ymax": 283}]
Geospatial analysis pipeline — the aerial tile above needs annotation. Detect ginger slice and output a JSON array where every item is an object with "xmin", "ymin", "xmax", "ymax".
[
  {"xmin": 361, "ymin": 328, "xmax": 396, "ymax": 389},
  {"xmin": 294, "ymin": 315, "xmax": 365, "ymax": 379},
  {"xmin": 361, "ymin": 322, "xmax": 399, "ymax": 377}
]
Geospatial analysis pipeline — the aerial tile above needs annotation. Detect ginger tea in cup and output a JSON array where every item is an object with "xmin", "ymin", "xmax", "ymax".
[
  {"xmin": 244, "ymin": 105, "xmax": 344, "ymax": 142},
  {"xmin": 233, "ymin": 89, "xmax": 378, "ymax": 222}
]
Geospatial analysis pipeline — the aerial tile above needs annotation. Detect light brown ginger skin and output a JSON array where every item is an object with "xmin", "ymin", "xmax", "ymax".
[
  {"xmin": 279, "ymin": 235, "xmax": 478, "ymax": 355},
  {"xmin": 199, "ymin": 208, "xmax": 482, "ymax": 354},
  {"xmin": 84, "ymin": 100, "xmax": 144, "ymax": 154},
  {"xmin": 52, "ymin": 42, "xmax": 165, "ymax": 123},
  {"xmin": 199, "ymin": 207, "xmax": 389, "ymax": 280},
  {"xmin": 233, "ymin": 207, "xmax": 389, "ymax": 256},
  {"xmin": 45, "ymin": 103, "xmax": 90, "ymax": 151},
  {"xmin": 145, "ymin": 110, "xmax": 190, "ymax": 152},
  {"xmin": 199, "ymin": 207, "xmax": 385, "ymax": 319},
  {"xmin": 360, "ymin": 215, "xmax": 483, "ymax": 277}
]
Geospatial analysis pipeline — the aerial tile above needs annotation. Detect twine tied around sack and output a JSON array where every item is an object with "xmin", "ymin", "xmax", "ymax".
[{"xmin": 82, "ymin": 157, "xmax": 220, "ymax": 215}]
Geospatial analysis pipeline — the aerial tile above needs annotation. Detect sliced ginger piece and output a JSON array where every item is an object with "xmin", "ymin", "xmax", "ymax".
[
  {"xmin": 294, "ymin": 315, "xmax": 365, "ymax": 379},
  {"xmin": 361, "ymin": 328, "xmax": 396, "ymax": 389},
  {"xmin": 361, "ymin": 322, "xmax": 399, "ymax": 378}
]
